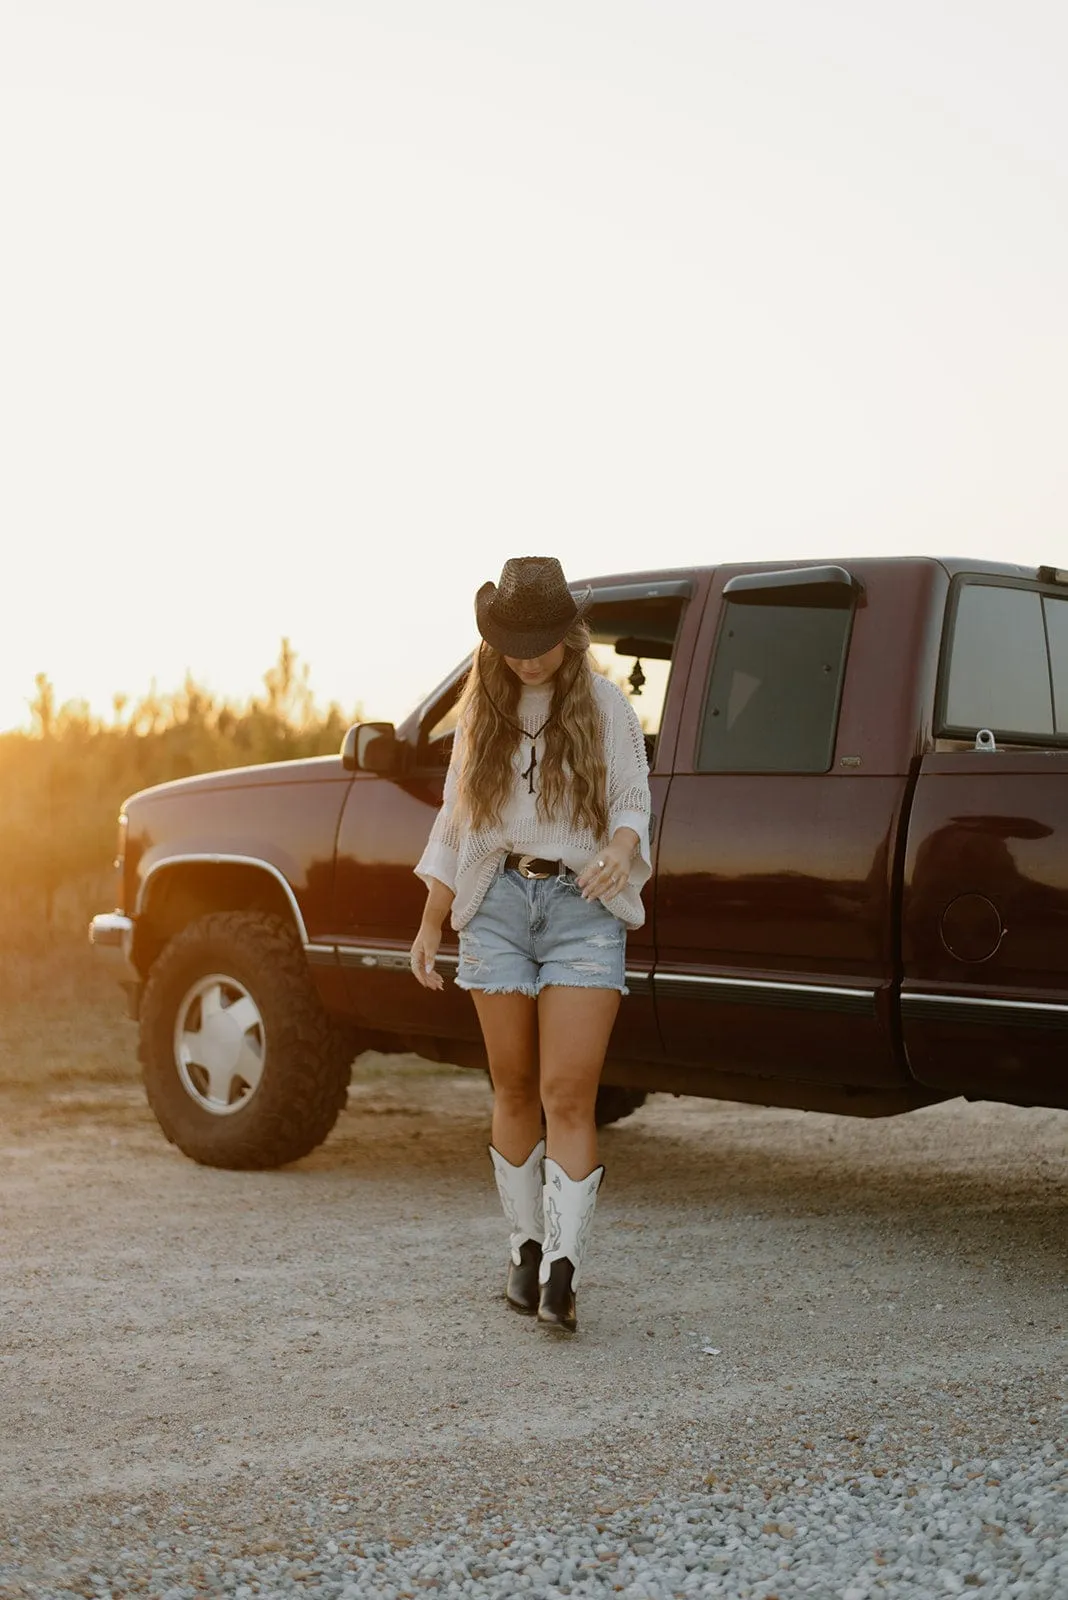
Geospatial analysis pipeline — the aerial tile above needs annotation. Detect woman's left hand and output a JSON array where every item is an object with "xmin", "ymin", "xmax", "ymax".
[{"xmin": 577, "ymin": 841, "xmax": 632, "ymax": 901}]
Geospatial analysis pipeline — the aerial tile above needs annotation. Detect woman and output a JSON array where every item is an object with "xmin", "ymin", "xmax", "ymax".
[{"xmin": 410, "ymin": 556, "xmax": 651, "ymax": 1334}]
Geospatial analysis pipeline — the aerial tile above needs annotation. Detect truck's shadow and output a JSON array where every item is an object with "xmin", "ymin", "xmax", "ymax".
[{"xmin": 313, "ymin": 1093, "xmax": 1066, "ymax": 1272}]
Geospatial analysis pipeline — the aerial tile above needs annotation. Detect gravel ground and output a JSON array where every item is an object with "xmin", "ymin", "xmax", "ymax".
[{"xmin": 1, "ymin": 1056, "xmax": 1064, "ymax": 1598}]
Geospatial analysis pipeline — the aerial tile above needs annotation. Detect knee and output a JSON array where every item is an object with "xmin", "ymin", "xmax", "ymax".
[
  {"xmin": 491, "ymin": 1066, "xmax": 540, "ymax": 1114},
  {"xmin": 540, "ymin": 1077, "xmax": 596, "ymax": 1129}
]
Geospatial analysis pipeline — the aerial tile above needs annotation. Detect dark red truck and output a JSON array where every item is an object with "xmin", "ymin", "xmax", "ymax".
[{"xmin": 90, "ymin": 557, "xmax": 1068, "ymax": 1168}]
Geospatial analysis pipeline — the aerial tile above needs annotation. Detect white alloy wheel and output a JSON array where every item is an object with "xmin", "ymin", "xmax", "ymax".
[
  {"xmin": 174, "ymin": 973, "xmax": 265, "ymax": 1115},
  {"xmin": 141, "ymin": 911, "xmax": 355, "ymax": 1167}
]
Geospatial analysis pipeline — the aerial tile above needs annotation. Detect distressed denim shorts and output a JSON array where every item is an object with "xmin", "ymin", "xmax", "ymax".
[{"xmin": 456, "ymin": 865, "xmax": 628, "ymax": 997}]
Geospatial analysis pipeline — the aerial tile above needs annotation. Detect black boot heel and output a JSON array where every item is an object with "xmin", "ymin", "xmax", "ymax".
[
  {"xmin": 506, "ymin": 1239, "xmax": 542, "ymax": 1314},
  {"xmin": 536, "ymin": 1257, "xmax": 577, "ymax": 1333}
]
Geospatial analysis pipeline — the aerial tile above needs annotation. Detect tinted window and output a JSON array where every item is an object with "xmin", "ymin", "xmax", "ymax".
[
  {"xmin": 944, "ymin": 585, "xmax": 1053, "ymax": 737},
  {"xmin": 1045, "ymin": 596, "xmax": 1068, "ymax": 734},
  {"xmin": 698, "ymin": 598, "xmax": 851, "ymax": 773}
]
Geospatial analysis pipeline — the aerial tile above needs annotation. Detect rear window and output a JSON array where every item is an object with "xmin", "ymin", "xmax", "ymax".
[
  {"xmin": 698, "ymin": 587, "xmax": 853, "ymax": 773},
  {"xmin": 942, "ymin": 582, "xmax": 1068, "ymax": 741}
]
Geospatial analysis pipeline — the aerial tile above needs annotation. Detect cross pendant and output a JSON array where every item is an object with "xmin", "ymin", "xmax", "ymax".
[{"xmin": 521, "ymin": 742, "xmax": 537, "ymax": 795}]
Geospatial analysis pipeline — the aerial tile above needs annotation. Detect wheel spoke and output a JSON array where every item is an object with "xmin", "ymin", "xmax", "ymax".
[
  {"xmin": 199, "ymin": 983, "xmax": 224, "ymax": 1021},
  {"xmin": 181, "ymin": 1016, "xmax": 213, "ymax": 1070},
  {"xmin": 203, "ymin": 1055, "xmax": 238, "ymax": 1106},
  {"xmin": 232, "ymin": 1037, "xmax": 265, "ymax": 1094},
  {"xmin": 182, "ymin": 1035, "xmax": 210, "ymax": 1070},
  {"xmin": 226, "ymin": 995, "xmax": 260, "ymax": 1035}
]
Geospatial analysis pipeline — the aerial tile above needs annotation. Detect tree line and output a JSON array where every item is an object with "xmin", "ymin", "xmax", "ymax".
[{"xmin": 0, "ymin": 641, "xmax": 361, "ymax": 940}]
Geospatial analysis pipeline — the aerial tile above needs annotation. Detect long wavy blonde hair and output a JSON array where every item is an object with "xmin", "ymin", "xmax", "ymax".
[{"xmin": 454, "ymin": 620, "xmax": 608, "ymax": 837}]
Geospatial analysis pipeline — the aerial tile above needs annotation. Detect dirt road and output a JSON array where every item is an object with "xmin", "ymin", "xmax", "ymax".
[{"xmin": 1, "ymin": 1056, "xmax": 1064, "ymax": 1587}]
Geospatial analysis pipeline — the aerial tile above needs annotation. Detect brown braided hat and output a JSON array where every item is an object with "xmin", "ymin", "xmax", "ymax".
[{"xmin": 475, "ymin": 556, "xmax": 592, "ymax": 658}]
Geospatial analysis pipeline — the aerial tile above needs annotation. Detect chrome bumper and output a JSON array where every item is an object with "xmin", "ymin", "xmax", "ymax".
[{"xmin": 89, "ymin": 912, "xmax": 139, "ymax": 989}]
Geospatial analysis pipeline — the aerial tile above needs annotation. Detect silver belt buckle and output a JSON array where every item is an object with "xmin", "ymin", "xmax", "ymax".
[{"xmin": 516, "ymin": 853, "xmax": 550, "ymax": 880}]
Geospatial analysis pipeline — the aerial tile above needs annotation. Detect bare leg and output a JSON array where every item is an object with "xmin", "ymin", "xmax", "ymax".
[
  {"xmin": 537, "ymin": 986, "xmax": 621, "ymax": 1178},
  {"xmin": 472, "ymin": 991, "xmax": 542, "ymax": 1163}
]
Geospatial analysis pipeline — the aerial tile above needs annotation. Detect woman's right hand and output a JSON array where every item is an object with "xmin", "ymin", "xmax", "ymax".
[{"xmin": 409, "ymin": 922, "xmax": 444, "ymax": 991}]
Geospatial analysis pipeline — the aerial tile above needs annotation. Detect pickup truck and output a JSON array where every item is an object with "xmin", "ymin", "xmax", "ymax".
[{"xmin": 90, "ymin": 557, "xmax": 1068, "ymax": 1169}]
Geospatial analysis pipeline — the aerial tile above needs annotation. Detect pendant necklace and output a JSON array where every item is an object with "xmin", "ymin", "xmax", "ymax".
[
  {"xmin": 483, "ymin": 689, "xmax": 554, "ymax": 796},
  {"xmin": 519, "ymin": 733, "xmax": 548, "ymax": 795}
]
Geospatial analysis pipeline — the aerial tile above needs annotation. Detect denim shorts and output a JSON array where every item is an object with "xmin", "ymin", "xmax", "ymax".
[{"xmin": 456, "ymin": 865, "xmax": 628, "ymax": 997}]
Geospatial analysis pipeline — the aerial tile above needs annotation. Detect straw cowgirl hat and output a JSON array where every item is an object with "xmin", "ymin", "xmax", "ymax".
[{"xmin": 475, "ymin": 556, "xmax": 592, "ymax": 658}]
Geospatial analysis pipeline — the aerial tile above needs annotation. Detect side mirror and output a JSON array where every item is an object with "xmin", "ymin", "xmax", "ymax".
[{"xmin": 341, "ymin": 722, "xmax": 402, "ymax": 774}]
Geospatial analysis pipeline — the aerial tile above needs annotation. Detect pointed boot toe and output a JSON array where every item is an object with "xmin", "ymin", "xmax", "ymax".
[
  {"xmin": 506, "ymin": 1238, "xmax": 542, "ymax": 1314},
  {"xmin": 536, "ymin": 1257, "xmax": 577, "ymax": 1333}
]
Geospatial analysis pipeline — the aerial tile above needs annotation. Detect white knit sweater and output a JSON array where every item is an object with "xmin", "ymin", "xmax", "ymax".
[{"xmin": 415, "ymin": 674, "xmax": 652, "ymax": 930}]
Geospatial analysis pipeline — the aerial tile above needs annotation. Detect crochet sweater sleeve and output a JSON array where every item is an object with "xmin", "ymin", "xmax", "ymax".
[
  {"xmin": 603, "ymin": 679, "xmax": 652, "ymax": 889},
  {"xmin": 414, "ymin": 721, "xmax": 465, "ymax": 892}
]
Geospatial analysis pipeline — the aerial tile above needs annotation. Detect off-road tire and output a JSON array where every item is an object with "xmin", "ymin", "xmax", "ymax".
[
  {"xmin": 139, "ymin": 910, "xmax": 354, "ymax": 1169},
  {"xmin": 594, "ymin": 1085, "xmax": 648, "ymax": 1127}
]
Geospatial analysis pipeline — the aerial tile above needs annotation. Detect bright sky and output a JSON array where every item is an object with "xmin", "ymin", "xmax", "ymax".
[{"xmin": 2, "ymin": 1, "xmax": 1066, "ymax": 733}]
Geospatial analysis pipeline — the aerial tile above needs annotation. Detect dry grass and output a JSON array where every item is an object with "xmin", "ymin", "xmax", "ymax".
[{"xmin": 0, "ymin": 934, "xmax": 137, "ymax": 1093}]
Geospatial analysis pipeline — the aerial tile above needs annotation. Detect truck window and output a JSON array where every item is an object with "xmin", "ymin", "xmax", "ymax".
[
  {"xmin": 420, "ymin": 675, "xmax": 469, "ymax": 767},
  {"xmin": 1046, "ymin": 595, "xmax": 1068, "ymax": 734},
  {"xmin": 589, "ymin": 645, "xmax": 671, "ymax": 751},
  {"xmin": 697, "ymin": 594, "xmax": 851, "ymax": 773},
  {"xmin": 943, "ymin": 584, "xmax": 1054, "ymax": 739},
  {"xmin": 586, "ymin": 592, "xmax": 684, "ymax": 764}
]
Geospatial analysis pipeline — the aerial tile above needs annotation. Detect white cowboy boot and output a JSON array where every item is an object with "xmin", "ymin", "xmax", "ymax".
[
  {"xmin": 489, "ymin": 1139, "xmax": 545, "ymax": 1313},
  {"xmin": 537, "ymin": 1158, "xmax": 605, "ymax": 1333}
]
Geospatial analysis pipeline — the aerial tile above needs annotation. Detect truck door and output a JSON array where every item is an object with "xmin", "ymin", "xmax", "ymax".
[
  {"xmin": 901, "ymin": 575, "xmax": 1068, "ymax": 1110},
  {"xmin": 654, "ymin": 562, "xmax": 919, "ymax": 1094},
  {"xmin": 333, "ymin": 667, "xmax": 482, "ymax": 1045}
]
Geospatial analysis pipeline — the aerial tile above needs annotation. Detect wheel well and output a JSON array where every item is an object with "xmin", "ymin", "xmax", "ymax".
[{"xmin": 134, "ymin": 863, "xmax": 300, "ymax": 973}]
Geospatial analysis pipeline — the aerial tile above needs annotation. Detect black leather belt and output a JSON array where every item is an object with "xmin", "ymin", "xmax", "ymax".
[{"xmin": 504, "ymin": 853, "xmax": 565, "ymax": 880}]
